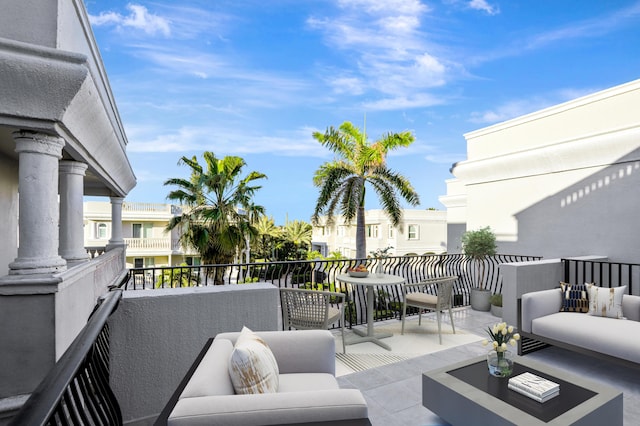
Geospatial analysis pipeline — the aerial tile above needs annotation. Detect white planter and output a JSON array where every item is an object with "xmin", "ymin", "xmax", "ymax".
[
  {"xmin": 470, "ymin": 288, "xmax": 491, "ymax": 311},
  {"xmin": 490, "ymin": 304, "xmax": 503, "ymax": 318}
]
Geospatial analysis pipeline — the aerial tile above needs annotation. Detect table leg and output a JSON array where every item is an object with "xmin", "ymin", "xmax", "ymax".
[{"xmin": 347, "ymin": 286, "xmax": 393, "ymax": 350}]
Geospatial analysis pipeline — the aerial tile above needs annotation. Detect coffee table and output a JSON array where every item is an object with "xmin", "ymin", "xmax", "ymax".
[{"xmin": 422, "ymin": 355, "xmax": 622, "ymax": 425}]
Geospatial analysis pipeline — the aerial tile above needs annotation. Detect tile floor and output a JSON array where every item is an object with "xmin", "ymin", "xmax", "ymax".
[{"xmin": 336, "ymin": 308, "xmax": 639, "ymax": 425}]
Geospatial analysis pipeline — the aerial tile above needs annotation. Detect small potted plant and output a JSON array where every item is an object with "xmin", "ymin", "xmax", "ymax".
[
  {"xmin": 490, "ymin": 293, "xmax": 503, "ymax": 318},
  {"xmin": 461, "ymin": 226, "xmax": 497, "ymax": 311},
  {"xmin": 482, "ymin": 322, "xmax": 520, "ymax": 377}
]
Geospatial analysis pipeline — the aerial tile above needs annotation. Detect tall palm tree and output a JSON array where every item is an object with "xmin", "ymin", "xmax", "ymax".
[
  {"xmin": 164, "ymin": 152, "xmax": 266, "ymax": 284},
  {"xmin": 283, "ymin": 220, "xmax": 312, "ymax": 260},
  {"xmin": 312, "ymin": 121, "xmax": 420, "ymax": 259}
]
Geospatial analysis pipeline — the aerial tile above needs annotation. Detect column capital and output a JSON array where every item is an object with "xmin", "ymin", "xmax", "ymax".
[
  {"xmin": 109, "ymin": 196, "xmax": 124, "ymax": 206},
  {"xmin": 12, "ymin": 131, "xmax": 65, "ymax": 159},
  {"xmin": 59, "ymin": 160, "xmax": 88, "ymax": 176}
]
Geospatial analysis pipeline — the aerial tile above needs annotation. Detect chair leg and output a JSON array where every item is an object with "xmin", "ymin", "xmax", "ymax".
[
  {"xmin": 341, "ymin": 323, "xmax": 346, "ymax": 354},
  {"xmin": 401, "ymin": 302, "xmax": 407, "ymax": 334},
  {"xmin": 436, "ymin": 310, "xmax": 442, "ymax": 344},
  {"xmin": 418, "ymin": 310, "xmax": 422, "ymax": 325},
  {"xmin": 449, "ymin": 307, "xmax": 456, "ymax": 335}
]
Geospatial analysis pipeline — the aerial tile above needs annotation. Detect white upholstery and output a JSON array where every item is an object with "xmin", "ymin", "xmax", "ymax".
[
  {"xmin": 167, "ymin": 330, "xmax": 369, "ymax": 426},
  {"xmin": 521, "ymin": 289, "xmax": 640, "ymax": 365}
]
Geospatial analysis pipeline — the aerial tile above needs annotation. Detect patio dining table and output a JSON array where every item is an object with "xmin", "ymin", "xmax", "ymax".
[{"xmin": 336, "ymin": 273, "xmax": 405, "ymax": 351}]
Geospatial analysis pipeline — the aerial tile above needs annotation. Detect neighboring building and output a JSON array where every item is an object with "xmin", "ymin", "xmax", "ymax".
[
  {"xmin": 440, "ymin": 78, "xmax": 640, "ymax": 263},
  {"xmin": 311, "ymin": 209, "xmax": 447, "ymax": 257},
  {"xmin": 0, "ymin": 0, "xmax": 135, "ymax": 409},
  {"xmin": 84, "ymin": 201, "xmax": 200, "ymax": 268}
]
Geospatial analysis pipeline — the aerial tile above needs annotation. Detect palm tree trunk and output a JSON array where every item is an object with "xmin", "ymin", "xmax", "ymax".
[{"xmin": 356, "ymin": 205, "xmax": 366, "ymax": 259}]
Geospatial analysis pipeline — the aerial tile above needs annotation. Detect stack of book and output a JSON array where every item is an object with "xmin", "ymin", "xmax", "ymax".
[{"xmin": 508, "ymin": 372, "xmax": 560, "ymax": 402}]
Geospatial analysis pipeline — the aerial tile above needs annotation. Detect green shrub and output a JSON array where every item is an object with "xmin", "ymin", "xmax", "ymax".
[{"xmin": 490, "ymin": 293, "xmax": 502, "ymax": 307}]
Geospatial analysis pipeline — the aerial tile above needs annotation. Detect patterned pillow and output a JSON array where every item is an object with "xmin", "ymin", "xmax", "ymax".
[
  {"xmin": 587, "ymin": 285, "xmax": 626, "ymax": 319},
  {"xmin": 228, "ymin": 327, "xmax": 279, "ymax": 394},
  {"xmin": 559, "ymin": 282, "xmax": 590, "ymax": 313}
]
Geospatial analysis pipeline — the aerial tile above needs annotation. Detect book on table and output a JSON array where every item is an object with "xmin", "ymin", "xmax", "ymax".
[
  {"xmin": 508, "ymin": 372, "xmax": 560, "ymax": 400},
  {"xmin": 508, "ymin": 383, "xmax": 559, "ymax": 402}
]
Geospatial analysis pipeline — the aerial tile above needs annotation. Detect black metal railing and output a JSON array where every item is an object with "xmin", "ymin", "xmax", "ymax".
[
  {"xmin": 122, "ymin": 254, "xmax": 540, "ymax": 327},
  {"xmin": 562, "ymin": 258, "xmax": 638, "ymax": 293},
  {"xmin": 10, "ymin": 289, "xmax": 123, "ymax": 426}
]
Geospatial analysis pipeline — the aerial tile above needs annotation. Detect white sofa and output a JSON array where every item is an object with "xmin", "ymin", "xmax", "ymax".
[
  {"xmin": 520, "ymin": 288, "xmax": 640, "ymax": 367},
  {"xmin": 163, "ymin": 330, "xmax": 370, "ymax": 426}
]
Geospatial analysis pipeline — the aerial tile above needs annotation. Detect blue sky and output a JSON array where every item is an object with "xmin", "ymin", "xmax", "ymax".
[{"xmin": 86, "ymin": 0, "xmax": 640, "ymax": 225}]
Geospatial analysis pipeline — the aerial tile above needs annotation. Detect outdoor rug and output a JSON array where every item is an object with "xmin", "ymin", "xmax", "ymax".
[{"xmin": 334, "ymin": 318, "xmax": 483, "ymax": 376}]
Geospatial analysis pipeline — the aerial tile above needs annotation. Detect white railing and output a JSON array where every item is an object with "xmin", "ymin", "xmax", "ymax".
[
  {"xmin": 124, "ymin": 238, "xmax": 171, "ymax": 250},
  {"xmin": 122, "ymin": 202, "xmax": 172, "ymax": 213}
]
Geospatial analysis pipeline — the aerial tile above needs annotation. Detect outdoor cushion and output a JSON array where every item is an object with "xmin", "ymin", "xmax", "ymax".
[
  {"xmin": 559, "ymin": 282, "xmax": 590, "ymax": 313},
  {"xmin": 228, "ymin": 327, "xmax": 279, "ymax": 394},
  {"xmin": 180, "ymin": 339, "xmax": 235, "ymax": 398},
  {"xmin": 278, "ymin": 373, "xmax": 339, "ymax": 393},
  {"xmin": 587, "ymin": 285, "xmax": 626, "ymax": 319}
]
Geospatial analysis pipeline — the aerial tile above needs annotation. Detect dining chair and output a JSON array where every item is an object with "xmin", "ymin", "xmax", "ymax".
[
  {"xmin": 280, "ymin": 287, "xmax": 346, "ymax": 353},
  {"xmin": 401, "ymin": 276, "xmax": 458, "ymax": 344}
]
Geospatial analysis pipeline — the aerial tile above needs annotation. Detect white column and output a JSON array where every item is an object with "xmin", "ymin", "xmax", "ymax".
[
  {"xmin": 107, "ymin": 196, "xmax": 125, "ymax": 250},
  {"xmin": 10, "ymin": 131, "xmax": 67, "ymax": 275},
  {"xmin": 59, "ymin": 160, "xmax": 89, "ymax": 265}
]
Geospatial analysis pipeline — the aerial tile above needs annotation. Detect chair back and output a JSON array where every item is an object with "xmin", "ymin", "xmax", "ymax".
[
  {"xmin": 435, "ymin": 278, "xmax": 455, "ymax": 310},
  {"xmin": 280, "ymin": 288, "xmax": 333, "ymax": 330}
]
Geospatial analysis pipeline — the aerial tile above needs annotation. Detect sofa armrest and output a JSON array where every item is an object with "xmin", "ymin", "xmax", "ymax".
[
  {"xmin": 521, "ymin": 288, "xmax": 562, "ymax": 333},
  {"xmin": 167, "ymin": 389, "xmax": 368, "ymax": 426},
  {"xmin": 623, "ymin": 294, "xmax": 640, "ymax": 322},
  {"xmin": 215, "ymin": 330, "xmax": 336, "ymax": 375}
]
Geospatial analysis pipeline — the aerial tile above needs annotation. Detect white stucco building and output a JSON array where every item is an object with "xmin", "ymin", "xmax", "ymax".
[
  {"xmin": 0, "ymin": 0, "xmax": 135, "ymax": 413},
  {"xmin": 440, "ymin": 78, "xmax": 640, "ymax": 263},
  {"xmin": 312, "ymin": 209, "xmax": 447, "ymax": 257}
]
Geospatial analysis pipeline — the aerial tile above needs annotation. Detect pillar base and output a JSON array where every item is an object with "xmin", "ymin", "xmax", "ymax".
[{"xmin": 8, "ymin": 256, "xmax": 67, "ymax": 275}]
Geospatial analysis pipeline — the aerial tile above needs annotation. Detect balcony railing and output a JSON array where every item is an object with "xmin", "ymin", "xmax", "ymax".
[
  {"xmin": 124, "ymin": 238, "xmax": 171, "ymax": 250},
  {"xmin": 562, "ymin": 258, "xmax": 638, "ymax": 293},
  {"xmin": 122, "ymin": 254, "xmax": 540, "ymax": 327},
  {"xmin": 10, "ymin": 289, "xmax": 123, "ymax": 426}
]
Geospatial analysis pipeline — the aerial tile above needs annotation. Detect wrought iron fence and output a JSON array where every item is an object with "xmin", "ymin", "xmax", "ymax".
[
  {"xmin": 122, "ymin": 254, "xmax": 540, "ymax": 327},
  {"xmin": 10, "ymin": 289, "xmax": 123, "ymax": 426},
  {"xmin": 562, "ymin": 258, "xmax": 638, "ymax": 293}
]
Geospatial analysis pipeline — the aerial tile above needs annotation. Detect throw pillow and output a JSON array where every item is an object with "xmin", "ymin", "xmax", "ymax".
[
  {"xmin": 559, "ymin": 282, "xmax": 590, "ymax": 313},
  {"xmin": 228, "ymin": 326, "xmax": 279, "ymax": 394},
  {"xmin": 587, "ymin": 285, "xmax": 626, "ymax": 319}
]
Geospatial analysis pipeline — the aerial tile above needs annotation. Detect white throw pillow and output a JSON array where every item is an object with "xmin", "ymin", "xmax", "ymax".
[
  {"xmin": 228, "ymin": 327, "xmax": 279, "ymax": 394},
  {"xmin": 587, "ymin": 285, "xmax": 626, "ymax": 319}
]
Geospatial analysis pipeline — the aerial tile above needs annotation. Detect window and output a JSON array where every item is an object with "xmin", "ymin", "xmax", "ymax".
[
  {"xmin": 366, "ymin": 224, "xmax": 379, "ymax": 238},
  {"xmin": 337, "ymin": 226, "xmax": 347, "ymax": 237},
  {"xmin": 97, "ymin": 223, "xmax": 108, "ymax": 239},
  {"xmin": 318, "ymin": 226, "xmax": 326, "ymax": 236},
  {"xmin": 134, "ymin": 258, "xmax": 144, "ymax": 268},
  {"xmin": 408, "ymin": 224, "xmax": 419, "ymax": 240},
  {"xmin": 388, "ymin": 225, "xmax": 395, "ymax": 239},
  {"xmin": 185, "ymin": 256, "xmax": 201, "ymax": 266},
  {"xmin": 132, "ymin": 223, "xmax": 153, "ymax": 238}
]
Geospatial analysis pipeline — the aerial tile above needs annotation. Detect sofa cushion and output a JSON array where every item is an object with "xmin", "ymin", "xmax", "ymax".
[
  {"xmin": 587, "ymin": 285, "xmax": 626, "ymax": 319},
  {"xmin": 278, "ymin": 373, "xmax": 339, "ymax": 393},
  {"xmin": 228, "ymin": 327, "xmax": 279, "ymax": 394},
  {"xmin": 180, "ymin": 339, "xmax": 235, "ymax": 398},
  {"xmin": 532, "ymin": 312, "xmax": 640, "ymax": 364},
  {"xmin": 622, "ymin": 294, "xmax": 640, "ymax": 322},
  {"xmin": 559, "ymin": 282, "xmax": 590, "ymax": 313}
]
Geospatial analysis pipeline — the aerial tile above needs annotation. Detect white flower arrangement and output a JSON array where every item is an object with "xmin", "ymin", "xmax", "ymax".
[
  {"xmin": 369, "ymin": 246, "xmax": 393, "ymax": 259},
  {"xmin": 482, "ymin": 322, "xmax": 520, "ymax": 354}
]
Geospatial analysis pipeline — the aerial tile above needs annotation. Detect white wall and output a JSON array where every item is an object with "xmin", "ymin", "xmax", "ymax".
[
  {"xmin": 443, "ymin": 79, "xmax": 640, "ymax": 262},
  {"xmin": 109, "ymin": 283, "xmax": 279, "ymax": 425}
]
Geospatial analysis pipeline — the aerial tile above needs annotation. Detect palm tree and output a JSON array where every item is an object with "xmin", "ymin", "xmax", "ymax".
[
  {"xmin": 312, "ymin": 121, "xmax": 420, "ymax": 259},
  {"xmin": 164, "ymin": 152, "xmax": 266, "ymax": 284},
  {"xmin": 283, "ymin": 220, "xmax": 312, "ymax": 260},
  {"xmin": 255, "ymin": 216, "xmax": 281, "ymax": 261}
]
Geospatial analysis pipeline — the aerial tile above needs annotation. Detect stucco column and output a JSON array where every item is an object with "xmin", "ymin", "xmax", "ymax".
[
  {"xmin": 59, "ymin": 160, "xmax": 89, "ymax": 265},
  {"xmin": 9, "ymin": 131, "xmax": 67, "ymax": 275},
  {"xmin": 107, "ymin": 196, "xmax": 125, "ymax": 251}
]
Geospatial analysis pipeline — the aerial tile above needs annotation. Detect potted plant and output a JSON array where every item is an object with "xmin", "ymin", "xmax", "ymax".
[
  {"xmin": 461, "ymin": 226, "xmax": 497, "ymax": 311},
  {"xmin": 490, "ymin": 293, "xmax": 503, "ymax": 318}
]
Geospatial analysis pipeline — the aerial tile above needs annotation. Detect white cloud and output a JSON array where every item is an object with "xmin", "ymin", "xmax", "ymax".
[
  {"xmin": 89, "ymin": 4, "xmax": 171, "ymax": 37},
  {"xmin": 468, "ymin": 0, "xmax": 500, "ymax": 15}
]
